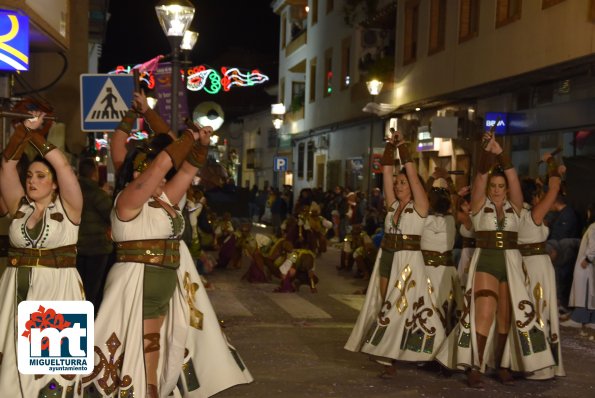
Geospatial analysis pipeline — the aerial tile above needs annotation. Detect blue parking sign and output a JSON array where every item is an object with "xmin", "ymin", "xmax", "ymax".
[
  {"xmin": 274, "ymin": 156, "xmax": 288, "ymax": 172},
  {"xmin": 80, "ymin": 74, "xmax": 135, "ymax": 132}
]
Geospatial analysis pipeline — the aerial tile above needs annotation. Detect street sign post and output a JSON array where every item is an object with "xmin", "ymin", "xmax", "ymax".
[
  {"xmin": 80, "ymin": 74, "xmax": 135, "ymax": 132},
  {"xmin": 273, "ymin": 156, "xmax": 288, "ymax": 172}
]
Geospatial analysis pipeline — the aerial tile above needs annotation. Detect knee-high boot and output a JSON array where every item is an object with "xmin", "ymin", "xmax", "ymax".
[
  {"xmin": 467, "ymin": 333, "xmax": 488, "ymax": 388},
  {"xmin": 495, "ymin": 333, "xmax": 514, "ymax": 384}
]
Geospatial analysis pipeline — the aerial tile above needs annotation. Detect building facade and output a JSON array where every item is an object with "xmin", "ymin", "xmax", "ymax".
[
  {"xmin": 392, "ymin": 0, "xmax": 595, "ymax": 211},
  {"xmin": 272, "ymin": 0, "xmax": 397, "ymax": 198}
]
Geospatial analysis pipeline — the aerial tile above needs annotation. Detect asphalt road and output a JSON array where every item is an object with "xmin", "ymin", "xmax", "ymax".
[{"xmin": 201, "ymin": 241, "xmax": 595, "ymax": 398}]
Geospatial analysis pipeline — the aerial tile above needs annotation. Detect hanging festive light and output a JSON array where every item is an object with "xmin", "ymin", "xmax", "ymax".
[{"xmin": 110, "ymin": 61, "xmax": 269, "ymax": 94}]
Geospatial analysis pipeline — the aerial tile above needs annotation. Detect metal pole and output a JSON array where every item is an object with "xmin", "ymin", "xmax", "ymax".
[
  {"xmin": 367, "ymin": 116, "xmax": 374, "ymax": 198},
  {"xmin": 367, "ymin": 95, "xmax": 376, "ymax": 198},
  {"xmin": 171, "ymin": 45, "xmax": 180, "ymax": 135}
]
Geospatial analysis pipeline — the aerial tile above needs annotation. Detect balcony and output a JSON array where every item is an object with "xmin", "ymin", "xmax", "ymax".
[{"xmin": 285, "ymin": 29, "xmax": 307, "ymax": 57}]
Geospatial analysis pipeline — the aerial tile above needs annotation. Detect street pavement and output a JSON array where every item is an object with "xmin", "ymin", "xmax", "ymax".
[{"xmin": 201, "ymin": 236, "xmax": 595, "ymax": 398}]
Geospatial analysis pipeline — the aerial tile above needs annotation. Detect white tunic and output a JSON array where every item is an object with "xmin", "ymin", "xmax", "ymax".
[
  {"xmin": 421, "ymin": 214, "xmax": 462, "ymax": 333},
  {"xmin": 518, "ymin": 207, "xmax": 565, "ymax": 379},
  {"xmin": 0, "ymin": 197, "xmax": 82, "ymax": 398},
  {"xmin": 569, "ymin": 223, "xmax": 595, "ymax": 310},
  {"xmin": 345, "ymin": 201, "xmax": 446, "ymax": 363},
  {"xmin": 457, "ymin": 224, "xmax": 475, "ymax": 289},
  {"xmin": 83, "ymin": 193, "xmax": 252, "ymax": 397},
  {"xmin": 436, "ymin": 199, "xmax": 555, "ymax": 374}
]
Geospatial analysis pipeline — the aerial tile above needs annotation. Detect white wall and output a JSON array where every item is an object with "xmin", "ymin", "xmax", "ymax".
[{"xmin": 394, "ymin": 0, "xmax": 595, "ymax": 106}]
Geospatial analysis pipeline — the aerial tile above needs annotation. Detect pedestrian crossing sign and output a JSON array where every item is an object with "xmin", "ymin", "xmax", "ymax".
[{"xmin": 80, "ymin": 74, "xmax": 137, "ymax": 132}]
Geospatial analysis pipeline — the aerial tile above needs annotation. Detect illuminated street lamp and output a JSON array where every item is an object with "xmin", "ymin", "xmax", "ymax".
[
  {"xmin": 366, "ymin": 79, "xmax": 383, "ymax": 196},
  {"xmin": 366, "ymin": 79, "xmax": 384, "ymax": 96},
  {"xmin": 155, "ymin": 0, "xmax": 195, "ymax": 134},
  {"xmin": 271, "ymin": 103, "xmax": 286, "ymax": 130},
  {"xmin": 180, "ymin": 30, "xmax": 199, "ymax": 51}
]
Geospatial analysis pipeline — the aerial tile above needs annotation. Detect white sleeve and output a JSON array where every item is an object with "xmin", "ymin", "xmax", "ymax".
[
  {"xmin": 321, "ymin": 217, "xmax": 333, "ymax": 229},
  {"xmin": 278, "ymin": 258, "xmax": 293, "ymax": 276},
  {"xmin": 586, "ymin": 224, "xmax": 595, "ymax": 263}
]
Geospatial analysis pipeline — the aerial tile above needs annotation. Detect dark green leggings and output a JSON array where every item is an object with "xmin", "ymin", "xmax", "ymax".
[
  {"xmin": 15, "ymin": 265, "xmax": 178, "ymax": 320},
  {"xmin": 475, "ymin": 249, "xmax": 508, "ymax": 282},
  {"xmin": 143, "ymin": 265, "xmax": 178, "ymax": 319}
]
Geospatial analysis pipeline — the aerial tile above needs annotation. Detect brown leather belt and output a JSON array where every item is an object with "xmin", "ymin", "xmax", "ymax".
[
  {"xmin": 475, "ymin": 230, "xmax": 518, "ymax": 250},
  {"xmin": 380, "ymin": 233, "xmax": 421, "ymax": 252},
  {"xmin": 518, "ymin": 242, "xmax": 546, "ymax": 257},
  {"xmin": 0, "ymin": 235, "xmax": 8, "ymax": 257},
  {"xmin": 8, "ymin": 244, "xmax": 77, "ymax": 268},
  {"xmin": 462, "ymin": 237, "xmax": 476, "ymax": 248},
  {"xmin": 422, "ymin": 250, "xmax": 455, "ymax": 267},
  {"xmin": 115, "ymin": 239, "xmax": 180, "ymax": 269}
]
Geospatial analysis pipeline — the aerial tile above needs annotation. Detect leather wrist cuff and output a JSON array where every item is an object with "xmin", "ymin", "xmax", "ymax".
[
  {"xmin": 164, "ymin": 130, "xmax": 194, "ymax": 169},
  {"xmin": 546, "ymin": 157, "xmax": 560, "ymax": 178},
  {"xmin": 29, "ymin": 132, "xmax": 57, "ymax": 157},
  {"xmin": 397, "ymin": 143, "xmax": 412, "ymax": 165},
  {"xmin": 144, "ymin": 108, "xmax": 170, "ymax": 135},
  {"xmin": 116, "ymin": 109, "xmax": 138, "ymax": 135},
  {"xmin": 380, "ymin": 142, "xmax": 396, "ymax": 166},
  {"xmin": 496, "ymin": 152, "xmax": 513, "ymax": 170},
  {"xmin": 477, "ymin": 151, "xmax": 496, "ymax": 175},
  {"xmin": 187, "ymin": 142, "xmax": 209, "ymax": 169},
  {"xmin": 3, "ymin": 124, "xmax": 30, "ymax": 161}
]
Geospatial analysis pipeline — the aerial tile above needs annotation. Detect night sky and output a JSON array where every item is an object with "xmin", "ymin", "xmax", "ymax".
[
  {"xmin": 100, "ymin": 0, "xmax": 280, "ymax": 118},
  {"xmin": 100, "ymin": 0, "xmax": 279, "ymax": 71}
]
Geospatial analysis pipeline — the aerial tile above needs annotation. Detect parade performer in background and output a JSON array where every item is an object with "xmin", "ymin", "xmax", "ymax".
[
  {"xmin": 274, "ymin": 248, "xmax": 319, "ymax": 293},
  {"xmin": 337, "ymin": 223, "xmax": 376, "ymax": 280},
  {"xmin": 568, "ymin": 203, "xmax": 595, "ymax": 339},
  {"xmin": 518, "ymin": 153, "xmax": 566, "ymax": 380},
  {"xmin": 421, "ymin": 182, "xmax": 461, "ymax": 334},
  {"xmin": 456, "ymin": 194, "xmax": 475, "ymax": 290},
  {"xmin": 345, "ymin": 130, "xmax": 445, "ymax": 378}
]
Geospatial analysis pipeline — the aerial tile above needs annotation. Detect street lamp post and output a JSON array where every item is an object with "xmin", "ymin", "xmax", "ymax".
[
  {"xmin": 366, "ymin": 79, "xmax": 383, "ymax": 197},
  {"xmin": 155, "ymin": 0, "xmax": 195, "ymax": 134}
]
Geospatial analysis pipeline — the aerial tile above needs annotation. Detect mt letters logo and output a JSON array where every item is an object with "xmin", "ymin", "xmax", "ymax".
[{"xmin": 18, "ymin": 301, "xmax": 94, "ymax": 374}]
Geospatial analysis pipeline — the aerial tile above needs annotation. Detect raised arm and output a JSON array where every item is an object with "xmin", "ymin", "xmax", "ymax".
[
  {"xmin": 136, "ymin": 91, "xmax": 176, "ymax": 139},
  {"xmin": 112, "ymin": 108, "xmax": 137, "ymax": 173},
  {"xmin": 471, "ymin": 133, "xmax": 497, "ymax": 214},
  {"xmin": 165, "ymin": 126, "xmax": 212, "ymax": 205},
  {"xmin": 380, "ymin": 138, "xmax": 397, "ymax": 207},
  {"xmin": 116, "ymin": 128, "xmax": 201, "ymax": 220},
  {"xmin": 28, "ymin": 119, "xmax": 83, "ymax": 224},
  {"xmin": 493, "ymin": 141, "xmax": 523, "ymax": 211},
  {"xmin": 0, "ymin": 120, "xmax": 32, "ymax": 215},
  {"xmin": 531, "ymin": 154, "xmax": 564, "ymax": 225},
  {"xmin": 394, "ymin": 131, "xmax": 428, "ymax": 216}
]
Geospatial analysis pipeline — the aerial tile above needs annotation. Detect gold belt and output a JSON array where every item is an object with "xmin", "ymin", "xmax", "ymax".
[
  {"xmin": 518, "ymin": 242, "xmax": 546, "ymax": 257},
  {"xmin": 475, "ymin": 230, "xmax": 518, "ymax": 250},
  {"xmin": 422, "ymin": 250, "xmax": 455, "ymax": 267},
  {"xmin": 115, "ymin": 239, "xmax": 180, "ymax": 269},
  {"xmin": 8, "ymin": 244, "xmax": 77, "ymax": 268},
  {"xmin": 462, "ymin": 237, "xmax": 476, "ymax": 248},
  {"xmin": 380, "ymin": 233, "xmax": 421, "ymax": 252}
]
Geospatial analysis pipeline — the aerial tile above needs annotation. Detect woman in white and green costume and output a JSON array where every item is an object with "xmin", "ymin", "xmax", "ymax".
[
  {"xmin": 83, "ymin": 92, "xmax": 252, "ymax": 397},
  {"xmin": 518, "ymin": 154, "xmax": 565, "ymax": 380},
  {"xmin": 437, "ymin": 132, "xmax": 556, "ymax": 387},
  {"xmin": 0, "ymin": 110, "xmax": 84, "ymax": 397},
  {"xmin": 345, "ymin": 130, "xmax": 445, "ymax": 378}
]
